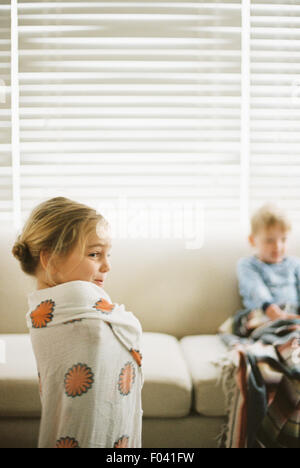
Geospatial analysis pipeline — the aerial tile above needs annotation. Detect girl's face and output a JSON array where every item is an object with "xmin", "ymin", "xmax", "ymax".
[
  {"xmin": 249, "ymin": 224, "xmax": 288, "ymax": 264},
  {"xmin": 38, "ymin": 229, "xmax": 112, "ymax": 289}
]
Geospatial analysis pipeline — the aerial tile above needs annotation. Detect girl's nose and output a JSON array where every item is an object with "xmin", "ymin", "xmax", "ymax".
[{"xmin": 100, "ymin": 258, "xmax": 111, "ymax": 273}]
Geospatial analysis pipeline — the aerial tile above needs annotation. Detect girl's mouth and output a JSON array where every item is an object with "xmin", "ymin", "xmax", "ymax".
[{"xmin": 94, "ymin": 280, "xmax": 104, "ymax": 287}]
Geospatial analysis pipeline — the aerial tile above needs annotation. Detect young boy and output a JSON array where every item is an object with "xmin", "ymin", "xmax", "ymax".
[{"xmin": 237, "ymin": 204, "xmax": 300, "ymax": 321}]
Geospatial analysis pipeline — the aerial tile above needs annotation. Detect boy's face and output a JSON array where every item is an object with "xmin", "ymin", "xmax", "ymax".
[{"xmin": 249, "ymin": 224, "xmax": 289, "ymax": 264}]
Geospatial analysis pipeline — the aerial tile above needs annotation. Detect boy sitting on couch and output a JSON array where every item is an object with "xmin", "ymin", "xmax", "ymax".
[
  {"xmin": 219, "ymin": 205, "xmax": 300, "ymax": 448},
  {"xmin": 237, "ymin": 203, "xmax": 300, "ymax": 322}
]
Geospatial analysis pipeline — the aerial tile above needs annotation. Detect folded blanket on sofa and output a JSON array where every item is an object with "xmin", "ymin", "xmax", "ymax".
[
  {"xmin": 218, "ymin": 309, "xmax": 300, "ymax": 448},
  {"xmin": 26, "ymin": 280, "xmax": 143, "ymax": 449}
]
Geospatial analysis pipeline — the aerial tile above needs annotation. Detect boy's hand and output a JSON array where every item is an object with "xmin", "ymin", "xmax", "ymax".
[
  {"xmin": 265, "ymin": 304, "xmax": 285, "ymax": 320},
  {"xmin": 265, "ymin": 304, "xmax": 295, "ymax": 321}
]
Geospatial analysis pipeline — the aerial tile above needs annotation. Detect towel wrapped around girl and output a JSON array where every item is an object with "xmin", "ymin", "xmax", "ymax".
[{"xmin": 27, "ymin": 280, "xmax": 143, "ymax": 449}]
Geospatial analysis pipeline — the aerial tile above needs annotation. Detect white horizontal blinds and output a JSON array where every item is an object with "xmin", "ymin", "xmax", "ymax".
[
  {"xmin": 18, "ymin": 0, "xmax": 241, "ymax": 226},
  {"xmin": 0, "ymin": 0, "xmax": 12, "ymax": 221},
  {"xmin": 250, "ymin": 0, "xmax": 300, "ymax": 221}
]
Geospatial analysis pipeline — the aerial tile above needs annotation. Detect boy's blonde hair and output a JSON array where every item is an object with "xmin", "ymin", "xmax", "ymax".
[
  {"xmin": 12, "ymin": 197, "xmax": 109, "ymax": 278},
  {"xmin": 250, "ymin": 203, "xmax": 291, "ymax": 236}
]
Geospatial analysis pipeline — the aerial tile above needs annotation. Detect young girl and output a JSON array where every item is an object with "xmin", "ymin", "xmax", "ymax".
[{"xmin": 12, "ymin": 197, "xmax": 143, "ymax": 449}]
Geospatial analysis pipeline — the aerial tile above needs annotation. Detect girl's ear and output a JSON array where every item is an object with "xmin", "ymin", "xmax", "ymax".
[
  {"xmin": 38, "ymin": 250, "xmax": 58, "ymax": 287},
  {"xmin": 248, "ymin": 234, "xmax": 255, "ymax": 247},
  {"xmin": 39, "ymin": 250, "xmax": 52, "ymax": 271}
]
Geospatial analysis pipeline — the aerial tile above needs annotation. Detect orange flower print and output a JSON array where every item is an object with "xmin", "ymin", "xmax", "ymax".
[
  {"xmin": 118, "ymin": 362, "xmax": 136, "ymax": 396},
  {"xmin": 114, "ymin": 436, "xmax": 129, "ymax": 448},
  {"xmin": 64, "ymin": 363, "xmax": 94, "ymax": 398},
  {"xmin": 93, "ymin": 298, "xmax": 115, "ymax": 314},
  {"xmin": 130, "ymin": 349, "xmax": 142, "ymax": 367},
  {"xmin": 55, "ymin": 437, "xmax": 80, "ymax": 448},
  {"xmin": 30, "ymin": 300, "xmax": 55, "ymax": 328}
]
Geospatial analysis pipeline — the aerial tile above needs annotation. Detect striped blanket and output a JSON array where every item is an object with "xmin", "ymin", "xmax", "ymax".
[{"xmin": 218, "ymin": 309, "xmax": 300, "ymax": 448}]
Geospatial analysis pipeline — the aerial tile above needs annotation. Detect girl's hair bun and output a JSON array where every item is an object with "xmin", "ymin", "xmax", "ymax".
[
  {"xmin": 12, "ymin": 238, "xmax": 38, "ymax": 275},
  {"xmin": 12, "ymin": 240, "xmax": 31, "ymax": 262}
]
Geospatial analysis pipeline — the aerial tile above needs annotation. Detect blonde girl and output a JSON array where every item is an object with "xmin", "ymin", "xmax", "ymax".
[{"xmin": 12, "ymin": 197, "xmax": 143, "ymax": 449}]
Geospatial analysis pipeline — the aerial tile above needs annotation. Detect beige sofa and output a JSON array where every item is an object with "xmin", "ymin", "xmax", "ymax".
[{"xmin": 0, "ymin": 224, "xmax": 281, "ymax": 448}]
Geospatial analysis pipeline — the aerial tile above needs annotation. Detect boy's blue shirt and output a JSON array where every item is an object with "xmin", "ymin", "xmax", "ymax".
[{"xmin": 237, "ymin": 255, "xmax": 300, "ymax": 311}]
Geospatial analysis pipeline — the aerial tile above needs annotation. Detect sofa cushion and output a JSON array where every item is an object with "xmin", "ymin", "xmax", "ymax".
[
  {"xmin": 0, "ymin": 332, "xmax": 192, "ymax": 419},
  {"xmin": 0, "ymin": 334, "xmax": 41, "ymax": 417},
  {"xmin": 142, "ymin": 332, "xmax": 192, "ymax": 417},
  {"xmin": 180, "ymin": 335, "xmax": 228, "ymax": 417}
]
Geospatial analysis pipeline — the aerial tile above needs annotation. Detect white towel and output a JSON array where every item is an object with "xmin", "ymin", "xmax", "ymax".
[{"xmin": 27, "ymin": 280, "xmax": 143, "ymax": 448}]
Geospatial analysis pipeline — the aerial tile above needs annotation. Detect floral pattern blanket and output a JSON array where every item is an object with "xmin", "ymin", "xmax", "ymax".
[
  {"xmin": 218, "ymin": 309, "xmax": 300, "ymax": 448},
  {"xmin": 27, "ymin": 280, "xmax": 143, "ymax": 449}
]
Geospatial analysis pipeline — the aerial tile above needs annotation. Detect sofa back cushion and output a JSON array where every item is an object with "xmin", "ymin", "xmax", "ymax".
[{"xmin": 2, "ymin": 225, "xmax": 299, "ymax": 337}]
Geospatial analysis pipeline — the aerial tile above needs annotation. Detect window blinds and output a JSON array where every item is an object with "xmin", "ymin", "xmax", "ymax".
[
  {"xmin": 250, "ymin": 0, "xmax": 300, "ymax": 221},
  {"xmin": 2, "ymin": 1, "xmax": 300, "ymax": 233},
  {"xmin": 0, "ymin": 0, "xmax": 11, "ymax": 221},
  {"xmin": 16, "ymin": 0, "xmax": 242, "ymax": 230}
]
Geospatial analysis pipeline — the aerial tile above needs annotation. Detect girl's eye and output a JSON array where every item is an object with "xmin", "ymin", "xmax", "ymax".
[{"xmin": 89, "ymin": 252, "xmax": 111, "ymax": 258}]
